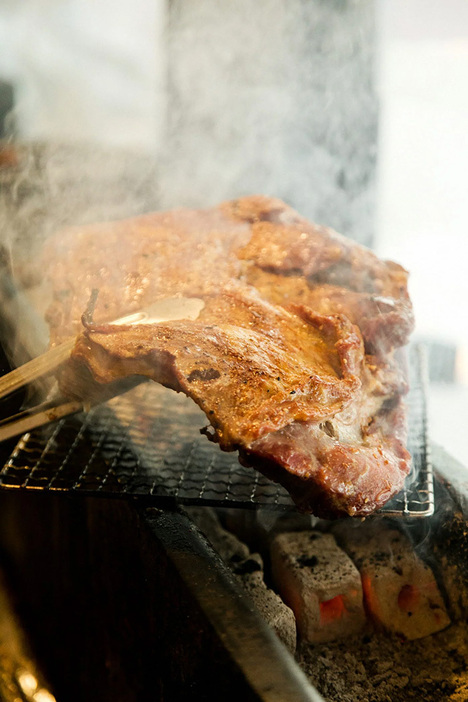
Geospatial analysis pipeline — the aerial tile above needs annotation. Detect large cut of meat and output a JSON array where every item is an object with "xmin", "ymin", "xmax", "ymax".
[{"xmin": 45, "ymin": 196, "xmax": 414, "ymax": 518}]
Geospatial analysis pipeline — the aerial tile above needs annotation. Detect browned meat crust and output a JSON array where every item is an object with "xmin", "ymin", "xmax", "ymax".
[
  {"xmin": 242, "ymin": 389, "xmax": 410, "ymax": 518},
  {"xmin": 44, "ymin": 196, "xmax": 413, "ymax": 353},
  {"xmin": 44, "ymin": 205, "xmax": 252, "ymax": 345},
  {"xmin": 45, "ymin": 195, "xmax": 414, "ymax": 518},
  {"xmin": 59, "ymin": 287, "xmax": 364, "ymax": 449},
  {"xmin": 244, "ymin": 271, "xmax": 413, "ymax": 354}
]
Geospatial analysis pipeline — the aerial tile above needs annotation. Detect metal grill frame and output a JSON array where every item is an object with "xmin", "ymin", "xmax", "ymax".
[{"xmin": 0, "ymin": 345, "xmax": 434, "ymax": 518}]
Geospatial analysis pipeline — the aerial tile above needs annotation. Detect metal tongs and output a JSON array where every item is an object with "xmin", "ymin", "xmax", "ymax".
[{"xmin": 0, "ymin": 297, "xmax": 205, "ymax": 444}]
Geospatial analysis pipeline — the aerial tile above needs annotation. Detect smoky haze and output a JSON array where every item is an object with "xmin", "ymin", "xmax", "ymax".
[
  {"xmin": 0, "ymin": 144, "xmax": 160, "ymax": 361},
  {"xmin": 0, "ymin": 0, "xmax": 377, "ymax": 360},
  {"xmin": 160, "ymin": 0, "xmax": 377, "ymax": 246},
  {"xmin": 1, "ymin": 0, "xmax": 378, "ymax": 262}
]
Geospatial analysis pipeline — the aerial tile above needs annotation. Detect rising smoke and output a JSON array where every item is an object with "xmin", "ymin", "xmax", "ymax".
[
  {"xmin": 1, "ymin": 0, "xmax": 378, "ymax": 264},
  {"xmin": 160, "ymin": 0, "xmax": 378, "ymax": 246},
  {"xmin": 0, "ymin": 0, "xmax": 377, "ymax": 359}
]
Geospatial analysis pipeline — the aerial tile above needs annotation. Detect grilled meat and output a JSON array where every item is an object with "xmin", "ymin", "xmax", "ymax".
[
  {"xmin": 46, "ymin": 196, "xmax": 414, "ymax": 517},
  {"xmin": 59, "ymin": 286, "xmax": 365, "ymax": 449},
  {"xmin": 45, "ymin": 195, "xmax": 413, "ymax": 353},
  {"xmin": 243, "ymin": 387, "xmax": 410, "ymax": 517}
]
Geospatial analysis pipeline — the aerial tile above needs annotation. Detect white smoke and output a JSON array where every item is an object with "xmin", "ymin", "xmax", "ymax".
[
  {"xmin": 0, "ymin": 0, "xmax": 378, "ymax": 360},
  {"xmin": 2, "ymin": 0, "xmax": 378, "ymax": 245},
  {"xmin": 160, "ymin": 0, "xmax": 377, "ymax": 245}
]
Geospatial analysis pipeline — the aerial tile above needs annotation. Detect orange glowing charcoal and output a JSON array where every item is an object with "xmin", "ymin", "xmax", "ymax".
[
  {"xmin": 270, "ymin": 531, "xmax": 366, "ymax": 644},
  {"xmin": 333, "ymin": 522, "xmax": 450, "ymax": 640},
  {"xmin": 398, "ymin": 584, "xmax": 420, "ymax": 612},
  {"xmin": 361, "ymin": 573, "xmax": 379, "ymax": 618},
  {"xmin": 319, "ymin": 595, "xmax": 345, "ymax": 625}
]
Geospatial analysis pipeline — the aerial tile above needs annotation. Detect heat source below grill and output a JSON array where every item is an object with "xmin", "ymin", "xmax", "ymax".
[{"xmin": 0, "ymin": 346, "xmax": 433, "ymax": 518}]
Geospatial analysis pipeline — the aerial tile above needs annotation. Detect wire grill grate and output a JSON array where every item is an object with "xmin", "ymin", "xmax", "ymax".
[{"xmin": 0, "ymin": 345, "xmax": 434, "ymax": 517}]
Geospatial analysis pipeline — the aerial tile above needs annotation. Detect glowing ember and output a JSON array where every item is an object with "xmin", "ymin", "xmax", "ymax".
[
  {"xmin": 319, "ymin": 595, "xmax": 346, "ymax": 625},
  {"xmin": 398, "ymin": 583, "xmax": 420, "ymax": 612},
  {"xmin": 334, "ymin": 522, "xmax": 451, "ymax": 640},
  {"xmin": 270, "ymin": 531, "xmax": 366, "ymax": 644}
]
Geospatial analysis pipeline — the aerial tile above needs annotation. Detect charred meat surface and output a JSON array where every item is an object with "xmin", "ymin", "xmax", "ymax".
[{"xmin": 45, "ymin": 196, "xmax": 414, "ymax": 518}]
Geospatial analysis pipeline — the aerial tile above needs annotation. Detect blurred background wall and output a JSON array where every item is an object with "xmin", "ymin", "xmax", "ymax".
[
  {"xmin": 0, "ymin": 0, "xmax": 166, "ymax": 152},
  {"xmin": 376, "ymin": 0, "xmax": 468, "ymax": 464}
]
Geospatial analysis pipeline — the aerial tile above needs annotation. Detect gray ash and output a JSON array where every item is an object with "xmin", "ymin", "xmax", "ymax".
[{"xmin": 298, "ymin": 622, "xmax": 468, "ymax": 702}]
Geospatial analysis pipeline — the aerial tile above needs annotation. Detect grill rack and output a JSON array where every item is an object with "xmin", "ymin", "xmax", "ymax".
[{"xmin": 0, "ymin": 345, "xmax": 434, "ymax": 518}]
